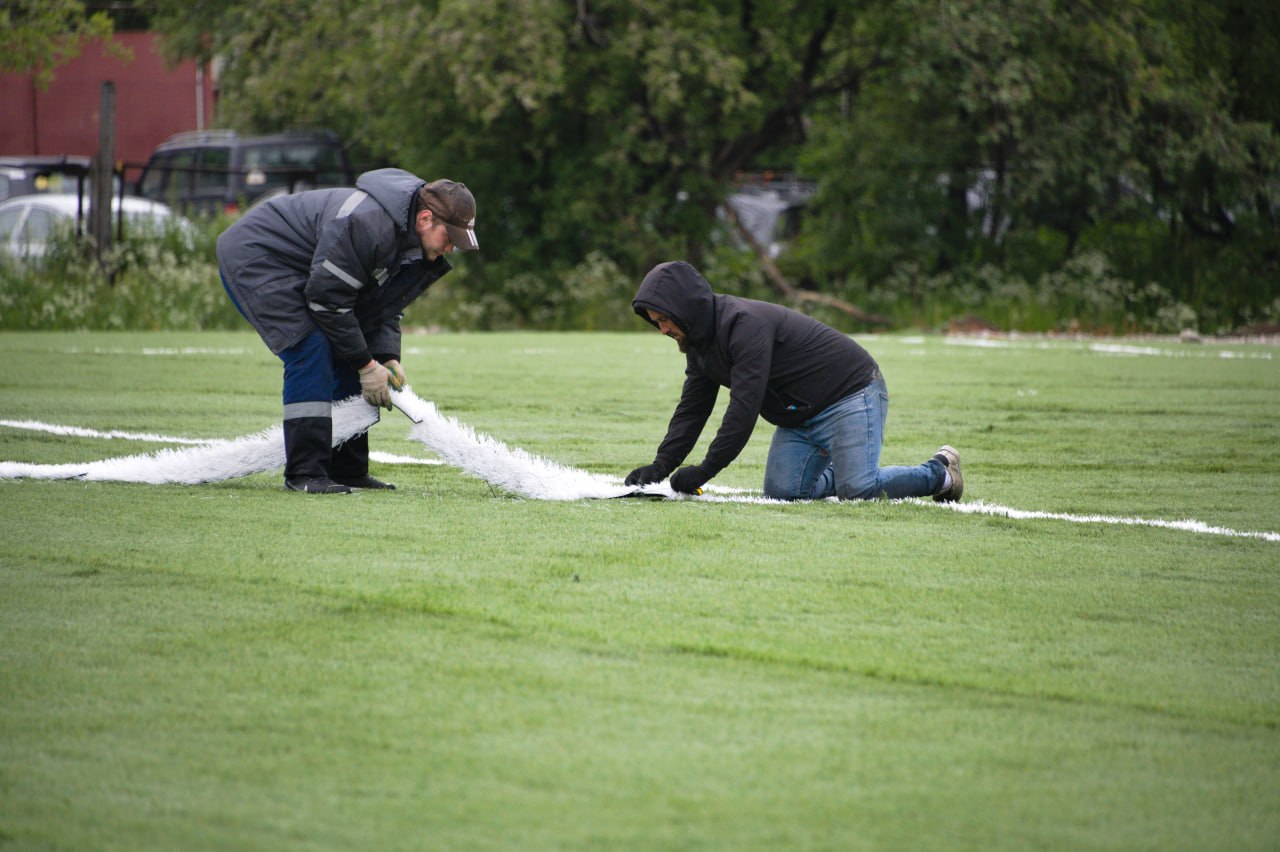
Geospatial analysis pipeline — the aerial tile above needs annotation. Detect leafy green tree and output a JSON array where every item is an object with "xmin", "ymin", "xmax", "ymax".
[
  {"xmin": 790, "ymin": 0, "xmax": 1277, "ymax": 327},
  {"xmin": 148, "ymin": 0, "xmax": 902, "ymax": 308},
  {"xmin": 148, "ymin": 0, "xmax": 1276, "ymax": 329},
  {"xmin": 0, "ymin": 0, "xmax": 119, "ymax": 89}
]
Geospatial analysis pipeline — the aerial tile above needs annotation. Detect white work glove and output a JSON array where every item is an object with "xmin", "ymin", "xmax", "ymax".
[
  {"xmin": 358, "ymin": 360, "xmax": 393, "ymax": 410},
  {"xmin": 383, "ymin": 358, "xmax": 406, "ymax": 391}
]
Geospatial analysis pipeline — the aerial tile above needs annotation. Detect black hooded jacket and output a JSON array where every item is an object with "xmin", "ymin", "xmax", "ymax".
[{"xmin": 633, "ymin": 261, "xmax": 879, "ymax": 476}]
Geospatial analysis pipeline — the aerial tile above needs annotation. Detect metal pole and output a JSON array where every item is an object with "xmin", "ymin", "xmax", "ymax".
[{"xmin": 196, "ymin": 66, "xmax": 205, "ymax": 130}]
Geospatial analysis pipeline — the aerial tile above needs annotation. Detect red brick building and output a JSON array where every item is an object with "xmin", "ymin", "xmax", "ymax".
[{"xmin": 0, "ymin": 32, "xmax": 214, "ymax": 181}]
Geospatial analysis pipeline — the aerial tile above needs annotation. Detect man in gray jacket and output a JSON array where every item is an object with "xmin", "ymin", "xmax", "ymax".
[
  {"xmin": 624, "ymin": 261, "xmax": 962, "ymax": 502},
  {"xmin": 217, "ymin": 168, "xmax": 478, "ymax": 493}
]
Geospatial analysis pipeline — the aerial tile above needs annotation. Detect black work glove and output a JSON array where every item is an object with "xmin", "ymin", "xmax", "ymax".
[
  {"xmin": 669, "ymin": 464, "xmax": 712, "ymax": 494},
  {"xmin": 624, "ymin": 461, "xmax": 669, "ymax": 487}
]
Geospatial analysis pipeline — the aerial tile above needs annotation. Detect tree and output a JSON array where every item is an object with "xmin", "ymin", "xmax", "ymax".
[
  {"xmin": 149, "ymin": 0, "xmax": 901, "ymax": 303},
  {"xmin": 790, "ymin": 0, "xmax": 1277, "ymax": 324},
  {"xmin": 0, "ymin": 0, "xmax": 119, "ymax": 89},
  {"xmin": 148, "ymin": 0, "xmax": 1276, "ymax": 328}
]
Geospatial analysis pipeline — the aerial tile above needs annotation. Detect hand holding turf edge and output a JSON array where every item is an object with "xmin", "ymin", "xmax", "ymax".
[
  {"xmin": 669, "ymin": 465, "xmax": 711, "ymax": 494},
  {"xmin": 358, "ymin": 361, "xmax": 393, "ymax": 410},
  {"xmin": 383, "ymin": 359, "xmax": 406, "ymax": 391},
  {"xmin": 624, "ymin": 462, "xmax": 669, "ymax": 487}
]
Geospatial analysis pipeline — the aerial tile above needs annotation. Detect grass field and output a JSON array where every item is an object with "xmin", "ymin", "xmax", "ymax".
[{"xmin": 1, "ymin": 329, "xmax": 1278, "ymax": 850}]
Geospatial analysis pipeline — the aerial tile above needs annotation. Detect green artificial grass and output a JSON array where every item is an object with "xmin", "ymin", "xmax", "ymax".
[{"xmin": 1, "ymin": 330, "xmax": 1278, "ymax": 850}]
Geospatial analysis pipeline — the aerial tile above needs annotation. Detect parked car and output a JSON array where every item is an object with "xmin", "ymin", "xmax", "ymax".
[
  {"xmin": 0, "ymin": 193, "xmax": 191, "ymax": 259},
  {"xmin": 133, "ymin": 129, "xmax": 354, "ymax": 216},
  {"xmin": 0, "ymin": 155, "xmax": 93, "ymax": 202}
]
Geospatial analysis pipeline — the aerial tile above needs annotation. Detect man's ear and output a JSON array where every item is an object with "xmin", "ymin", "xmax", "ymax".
[{"xmin": 415, "ymin": 208, "xmax": 433, "ymax": 230}]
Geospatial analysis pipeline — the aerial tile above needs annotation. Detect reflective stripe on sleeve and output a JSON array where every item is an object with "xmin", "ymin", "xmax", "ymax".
[
  {"xmin": 308, "ymin": 301, "xmax": 352, "ymax": 314},
  {"xmin": 336, "ymin": 190, "xmax": 368, "ymax": 219},
  {"xmin": 321, "ymin": 259, "xmax": 364, "ymax": 290}
]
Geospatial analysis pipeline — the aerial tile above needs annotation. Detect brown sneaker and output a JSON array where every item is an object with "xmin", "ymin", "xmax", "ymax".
[{"xmin": 931, "ymin": 446, "xmax": 963, "ymax": 502}]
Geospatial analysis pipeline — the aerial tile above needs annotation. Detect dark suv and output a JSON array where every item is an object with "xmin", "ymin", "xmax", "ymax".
[{"xmin": 134, "ymin": 130, "xmax": 354, "ymax": 216}]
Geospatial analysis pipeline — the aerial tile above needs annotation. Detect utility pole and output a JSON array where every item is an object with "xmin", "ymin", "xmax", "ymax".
[{"xmin": 89, "ymin": 80, "xmax": 116, "ymax": 264}]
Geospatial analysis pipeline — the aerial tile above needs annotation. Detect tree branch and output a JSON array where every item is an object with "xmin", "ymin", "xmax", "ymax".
[{"xmin": 723, "ymin": 198, "xmax": 890, "ymax": 325}]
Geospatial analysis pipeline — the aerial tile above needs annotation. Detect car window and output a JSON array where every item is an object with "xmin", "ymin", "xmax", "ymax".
[
  {"xmin": 139, "ymin": 160, "xmax": 169, "ymax": 196},
  {"xmin": 167, "ymin": 151, "xmax": 198, "ymax": 201},
  {"xmin": 141, "ymin": 150, "xmax": 199, "ymax": 205},
  {"xmin": 242, "ymin": 143, "xmax": 345, "ymax": 188},
  {"xmin": 0, "ymin": 208, "xmax": 23, "ymax": 240},
  {"xmin": 138, "ymin": 153, "xmax": 172, "ymax": 197},
  {"xmin": 196, "ymin": 147, "xmax": 231, "ymax": 191},
  {"xmin": 23, "ymin": 208, "xmax": 58, "ymax": 241}
]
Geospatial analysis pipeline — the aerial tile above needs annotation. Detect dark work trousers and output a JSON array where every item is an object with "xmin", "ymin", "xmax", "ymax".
[
  {"xmin": 220, "ymin": 273, "xmax": 369, "ymax": 481},
  {"xmin": 279, "ymin": 327, "xmax": 366, "ymax": 480}
]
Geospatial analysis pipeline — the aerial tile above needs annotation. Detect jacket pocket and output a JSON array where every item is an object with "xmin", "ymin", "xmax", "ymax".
[{"xmin": 764, "ymin": 387, "xmax": 814, "ymax": 420}]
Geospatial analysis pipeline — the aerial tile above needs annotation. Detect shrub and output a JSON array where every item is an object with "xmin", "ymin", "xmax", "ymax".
[{"xmin": 0, "ymin": 216, "xmax": 241, "ymax": 331}]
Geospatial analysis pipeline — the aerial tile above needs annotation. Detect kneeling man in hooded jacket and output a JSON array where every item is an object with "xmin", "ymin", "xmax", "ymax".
[
  {"xmin": 217, "ymin": 168, "xmax": 478, "ymax": 494},
  {"xmin": 625, "ymin": 261, "xmax": 963, "ymax": 502}
]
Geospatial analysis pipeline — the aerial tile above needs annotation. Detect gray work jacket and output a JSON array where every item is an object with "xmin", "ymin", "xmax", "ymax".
[{"xmin": 216, "ymin": 168, "xmax": 450, "ymax": 366}]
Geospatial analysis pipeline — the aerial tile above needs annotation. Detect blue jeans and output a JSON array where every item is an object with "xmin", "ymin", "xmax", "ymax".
[{"xmin": 762, "ymin": 377, "xmax": 944, "ymax": 501}]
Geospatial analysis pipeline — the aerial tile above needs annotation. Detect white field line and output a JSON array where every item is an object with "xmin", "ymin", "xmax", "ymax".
[
  {"xmin": 682, "ymin": 490, "xmax": 1279, "ymax": 541},
  {"xmin": 2, "ymin": 393, "xmax": 1277, "ymax": 542},
  {"xmin": 0, "ymin": 418, "xmax": 442, "ymax": 465},
  {"xmin": 0, "ymin": 419, "xmax": 231, "ymax": 445},
  {"xmin": 61, "ymin": 347, "xmax": 254, "ymax": 356},
  {"xmin": 0, "ymin": 399, "xmax": 378, "ymax": 484},
  {"xmin": 943, "ymin": 336, "xmax": 1273, "ymax": 360},
  {"xmin": 369, "ymin": 451, "xmax": 443, "ymax": 466},
  {"xmin": 913, "ymin": 498, "xmax": 1280, "ymax": 542}
]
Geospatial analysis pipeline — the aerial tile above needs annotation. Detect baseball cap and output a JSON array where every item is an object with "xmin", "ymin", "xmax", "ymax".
[{"xmin": 419, "ymin": 179, "xmax": 479, "ymax": 251}]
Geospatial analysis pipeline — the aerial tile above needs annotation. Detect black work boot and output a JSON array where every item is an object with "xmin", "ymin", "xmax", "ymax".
[
  {"xmin": 285, "ymin": 476, "xmax": 352, "ymax": 494},
  {"xmin": 331, "ymin": 432, "xmax": 396, "ymax": 490},
  {"xmin": 283, "ymin": 414, "xmax": 348, "ymax": 494}
]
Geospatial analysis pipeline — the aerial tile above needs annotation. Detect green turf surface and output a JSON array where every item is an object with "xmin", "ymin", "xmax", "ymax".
[{"xmin": 1, "ymin": 330, "xmax": 1278, "ymax": 849}]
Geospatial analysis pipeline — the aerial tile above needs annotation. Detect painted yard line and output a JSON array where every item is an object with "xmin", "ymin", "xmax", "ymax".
[
  {"xmin": 0, "ymin": 419, "xmax": 443, "ymax": 465},
  {"xmin": 0, "ymin": 400, "xmax": 379, "ymax": 484},
  {"xmin": 61, "ymin": 347, "xmax": 254, "ymax": 356},
  {"xmin": 690, "ymin": 490, "xmax": 1278, "ymax": 540},
  {"xmin": 0, "ymin": 419, "xmax": 229, "ymax": 445},
  {"xmin": 3, "ymin": 404, "xmax": 1275, "ymax": 542},
  {"xmin": 370, "ymin": 451, "xmax": 443, "ymax": 466},
  {"xmin": 917, "ymin": 498, "xmax": 1280, "ymax": 543},
  {"xmin": 943, "ymin": 337, "xmax": 1273, "ymax": 360}
]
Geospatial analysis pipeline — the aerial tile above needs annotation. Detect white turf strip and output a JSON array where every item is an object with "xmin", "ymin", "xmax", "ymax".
[
  {"xmin": 0, "ymin": 399, "xmax": 378, "ymax": 485},
  {"xmin": 1, "ymin": 392, "xmax": 1277, "ymax": 542},
  {"xmin": 0, "ymin": 418, "xmax": 441, "ymax": 466}
]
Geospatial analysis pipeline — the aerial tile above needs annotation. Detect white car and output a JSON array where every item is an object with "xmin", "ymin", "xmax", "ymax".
[{"xmin": 0, "ymin": 193, "xmax": 192, "ymax": 259}]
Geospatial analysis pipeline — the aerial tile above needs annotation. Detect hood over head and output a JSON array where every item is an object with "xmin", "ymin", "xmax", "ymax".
[
  {"xmin": 356, "ymin": 168, "xmax": 425, "ymax": 233},
  {"xmin": 632, "ymin": 261, "xmax": 716, "ymax": 343}
]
